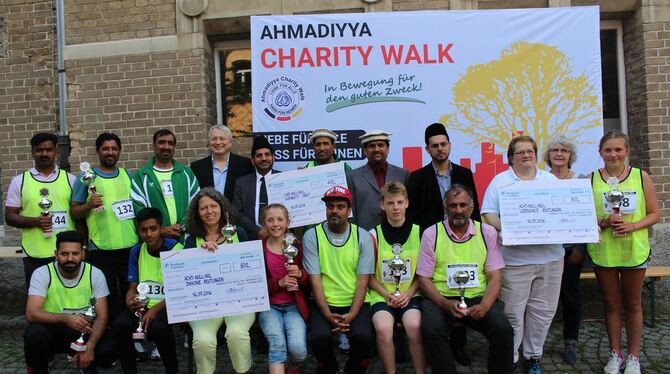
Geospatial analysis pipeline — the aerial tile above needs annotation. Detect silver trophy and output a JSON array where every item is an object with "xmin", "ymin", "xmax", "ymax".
[
  {"xmin": 453, "ymin": 270, "xmax": 470, "ymax": 311},
  {"xmin": 283, "ymin": 233, "xmax": 299, "ymax": 292},
  {"xmin": 605, "ymin": 177, "xmax": 626, "ymax": 237},
  {"xmin": 388, "ymin": 243, "xmax": 407, "ymax": 297},
  {"xmin": 70, "ymin": 297, "xmax": 97, "ymax": 352},
  {"xmin": 132, "ymin": 283, "xmax": 150, "ymax": 340},
  {"xmin": 80, "ymin": 162, "xmax": 104, "ymax": 213},
  {"xmin": 38, "ymin": 188, "xmax": 53, "ymax": 238},
  {"xmin": 221, "ymin": 212, "xmax": 236, "ymax": 244}
]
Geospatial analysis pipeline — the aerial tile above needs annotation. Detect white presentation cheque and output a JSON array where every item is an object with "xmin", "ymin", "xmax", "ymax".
[
  {"xmin": 499, "ymin": 179, "xmax": 599, "ymax": 246},
  {"xmin": 266, "ymin": 162, "xmax": 348, "ymax": 228},
  {"xmin": 160, "ymin": 241, "xmax": 270, "ymax": 324}
]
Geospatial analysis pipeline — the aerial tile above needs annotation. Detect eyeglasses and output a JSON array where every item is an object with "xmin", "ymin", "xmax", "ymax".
[
  {"xmin": 513, "ymin": 149, "xmax": 535, "ymax": 156},
  {"xmin": 550, "ymin": 148, "xmax": 570, "ymax": 154}
]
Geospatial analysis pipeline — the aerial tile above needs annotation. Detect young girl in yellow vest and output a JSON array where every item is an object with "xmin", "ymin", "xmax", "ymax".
[{"xmin": 588, "ymin": 131, "xmax": 660, "ymax": 374}]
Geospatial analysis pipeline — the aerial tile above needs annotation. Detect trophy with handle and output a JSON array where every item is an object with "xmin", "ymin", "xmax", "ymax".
[
  {"xmin": 283, "ymin": 232, "xmax": 299, "ymax": 292},
  {"xmin": 388, "ymin": 243, "xmax": 406, "ymax": 297},
  {"xmin": 38, "ymin": 188, "xmax": 53, "ymax": 238},
  {"xmin": 132, "ymin": 283, "xmax": 150, "ymax": 340},
  {"xmin": 453, "ymin": 270, "xmax": 470, "ymax": 312},
  {"xmin": 70, "ymin": 297, "xmax": 97, "ymax": 353},
  {"xmin": 80, "ymin": 162, "xmax": 104, "ymax": 213},
  {"xmin": 605, "ymin": 177, "xmax": 626, "ymax": 237},
  {"xmin": 221, "ymin": 212, "xmax": 236, "ymax": 244}
]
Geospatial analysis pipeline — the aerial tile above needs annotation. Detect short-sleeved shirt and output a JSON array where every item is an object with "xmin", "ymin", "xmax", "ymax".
[
  {"xmin": 302, "ymin": 223, "xmax": 375, "ymax": 275},
  {"xmin": 480, "ymin": 168, "xmax": 564, "ymax": 266},
  {"xmin": 72, "ymin": 167, "xmax": 134, "ymax": 203},
  {"xmin": 416, "ymin": 219, "xmax": 504, "ymax": 277},
  {"xmin": 5, "ymin": 167, "xmax": 77, "ymax": 208},
  {"xmin": 127, "ymin": 238, "xmax": 181, "ymax": 282},
  {"xmin": 28, "ymin": 261, "xmax": 109, "ymax": 299}
]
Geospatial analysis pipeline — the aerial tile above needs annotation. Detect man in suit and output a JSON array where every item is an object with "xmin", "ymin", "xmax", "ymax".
[
  {"xmin": 191, "ymin": 124, "xmax": 255, "ymax": 204},
  {"xmin": 406, "ymin": 122, "xmax": 480, "ymax": 365},
  {"xmin": 233, "ymin": 135, "xmax": 280, "ymax": 239},
  {"xmin": 347, "ymin": 130, "xmax": 410, "ymax": 231}
]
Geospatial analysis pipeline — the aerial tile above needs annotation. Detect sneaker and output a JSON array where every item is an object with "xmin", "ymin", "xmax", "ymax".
[
  {"xmin": 134, "ymin": 341, "xmax": 149, "ymax": 362},
  {"xmin": 604, "ymin": 350, "xmax": 624, "ymax": 374},
  {"xmin": 623, "ymin": 355, "xmax": 641, "ymax": 374},
  {"xmin": 150, "ymin": 344, "xmax": 161, "ymax": 361},
  {"xmin": 564, "ymin": 340, "xmax": 578, "ymax": 364},
  {"xmin": 338, "ymin": 333, "xmax": 350, "ymax": 351},
  {"xmin": 525, "ymin": 357, "xmax": 543, "ymax": 374}
]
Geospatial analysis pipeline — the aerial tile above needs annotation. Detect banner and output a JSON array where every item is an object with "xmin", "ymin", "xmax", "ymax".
[{"xmin": 251, "ymin": 7, "xmax": 603, "ymax": 198}]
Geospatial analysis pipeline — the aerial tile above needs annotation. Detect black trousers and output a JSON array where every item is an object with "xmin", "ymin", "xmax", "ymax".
[
  {"xmin": 421, "ymin": 297, "xmax": 514, "ymax": 374},
  {"xmin": 560, "ymin": 246, "xmax": 584, "ymax": 341},
  {"xmin": 87, "ymin": 248, "xmax": 131, "ymax": 319},
  {"xmin": 309, "ymin": 301, "xmax": 374, "ymax": 374},
  {"xmin": 23, "ymin": 322, "xmax": 115, "ymax": 373},
  {"xmin": 23, "ymin": 256, "xmax": 54, "ymax": 290},
  {"xmin": 112, "ymin": 308, "xmax": 178, "ymax": 374}
]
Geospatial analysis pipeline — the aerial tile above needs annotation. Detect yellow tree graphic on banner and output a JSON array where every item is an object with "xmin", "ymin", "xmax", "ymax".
[{"xmin": 440, "ymin": 42, "xmax": 601, "ymax": 168}]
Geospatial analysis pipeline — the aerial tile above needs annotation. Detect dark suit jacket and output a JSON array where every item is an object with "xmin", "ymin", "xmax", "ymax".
[
  {"xmin": 406, "ymin": 162, "xmax": 480, "ymax": 234},
  {"xmin": 346, "ymin": 163, "xmax": 410, "ymax": 231},
  {"xmin": 191, "ymin": 153, "xmax": 254, "ymax": 203},
  {"xmin": 232, "ymin": 169, "xmax": 280, "ymax": 240}
]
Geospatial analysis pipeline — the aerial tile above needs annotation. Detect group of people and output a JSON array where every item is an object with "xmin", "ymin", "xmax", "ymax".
[{"xmin": 4, "ymin": 122, "xmax": 659, "ymax": 374}]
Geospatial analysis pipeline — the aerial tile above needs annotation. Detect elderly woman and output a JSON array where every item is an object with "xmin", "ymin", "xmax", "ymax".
[
  {"xmin": 184, "ymin": 187, "xmax": 253, "ymax": 374},
  {"xmin": 481, "ymin": 135, "xmax": 564, "ymax": 374},
  {"xmin": 588, "ymin": 131, "xmax": 659, "ymax": 374},
  {"xmin": 542, "ymin": 137, "xmax": 587, "ymax": 364}
]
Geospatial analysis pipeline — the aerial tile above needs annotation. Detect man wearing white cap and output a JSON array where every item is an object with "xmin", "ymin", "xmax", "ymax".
[
  {"xmin": 347, "ymin": 130, "xmax": 409, "ymax": 230},
  {"xmin": 304, "ymin": 128, "xmax": 352, "ymax": 171}
]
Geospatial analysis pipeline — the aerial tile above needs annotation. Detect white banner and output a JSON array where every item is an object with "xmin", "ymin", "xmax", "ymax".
[{"xmin": 251, "ymin": 7, "xmax": 603, "ymax": 199}]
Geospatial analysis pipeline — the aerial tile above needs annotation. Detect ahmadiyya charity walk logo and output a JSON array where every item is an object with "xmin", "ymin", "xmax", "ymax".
[{"xmin": 260, "ymin": 76, "xmax": 305, "ymax": 121}]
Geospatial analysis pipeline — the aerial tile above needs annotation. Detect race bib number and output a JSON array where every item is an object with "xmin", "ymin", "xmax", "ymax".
[
  {"xmin": 446, "ymin": 264, "xmax": 480, "ymax": 289},
  {"xmin": 112, "ymin": 199, "xmax": 135, "ymax": 221},
  {"xmin": 602, "ymin": 191, "xmax": 637, "ymax": 214},
  {"xmin": 62, "ymin": 307, "xmax": 88, "ymax": 315},
  {"xmin": 381, "ymin": 259, "xmax": 411, "ymax": 283},
  {"xmin": 51, "ymin": 211, "xmax": 67, "ymax": 231},
  {"xmin": 161, "ymin": 180, "xmax": 174, "ymax": 198},
  {"xmin": 144, "ymin": 281, "xmax": 165, "ymax": 300}
]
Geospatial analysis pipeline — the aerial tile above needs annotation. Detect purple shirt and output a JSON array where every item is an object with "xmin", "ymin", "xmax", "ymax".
[{"xmin": 417, "ymin": 219, "xmax": 504, "ymax": 278}]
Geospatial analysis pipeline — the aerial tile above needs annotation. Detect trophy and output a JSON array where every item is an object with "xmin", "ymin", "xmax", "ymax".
[
  {"xmin": 80, "ymin": 162, "xmax": 104, "ymax": 213},
  {"xmin": 132, "ymin": 283, "xmax": 150, "ymax": 340},
  {"xmin": 283, "ymin": 233, "xmax": 299, "ymax": 292},
  {"xmin": 221, "ymin": 212, "xmax": 236, "ymax": 244},
  {"xmin": 70, "ymin": 297, "xmax": 97, "ymax": 353},
  {"xmin": 388, "ymin": 243, "xmax": 407, "ymax": 297},
  {"xmin": 605, "ymin": 177, "xmax": 626, "ymax": 237},
  {"xmin": 453, "ymin": 270, "xmax": 470, "ymax": 311},
  {"xmin": 38, "ymin": 188, "xmax": 53, "ymax": 238}
]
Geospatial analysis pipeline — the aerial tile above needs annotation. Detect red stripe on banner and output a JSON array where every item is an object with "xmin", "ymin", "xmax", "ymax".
[{"xmin": 402, "ymin": 147, "xmax": 423, "ymax": 172}]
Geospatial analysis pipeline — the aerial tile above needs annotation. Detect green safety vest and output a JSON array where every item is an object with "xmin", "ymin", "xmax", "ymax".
[
  {"xmin": 43, "ymin": 262, "xmax": 93, "ymax": 314},
  {"xmin": 368, "ymin": 224, "xmax": 421, "ymax": 305},
  {"xmin": 20, "ymin": 170, "xmax": 74, "ymax": 258},
  {"xmin": 153, "ymin": 169, "xmax": 178, "ymax": 225},
  {"xmin": 86, "ymin": 168, "xmax": 138, "ymax": 250},
  {"xmin": 316, "ymin": 223, "xmax": 360, "ymax": 307},
  {"xmin": 587, "ymin": 168, "xmax": 649, "ymax": 267},
  {"xmin": 194, "ymin": 232, "xmax": 240, "ymax": 247},
  {"xmin": 304, "ymin": 160, "xmax": 351, "ymax": 171},
  {"xmin": 433, "ymin": 221, "xmax": 488, "ymax": 298},
  {"xmin": 139, "ymin": 241, "xmax": 183, "ymax": 308}
]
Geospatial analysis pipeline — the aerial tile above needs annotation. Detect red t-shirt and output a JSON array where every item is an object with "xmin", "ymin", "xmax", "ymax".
[{"xmin": 265, "ymin": 248, "xmax": 294, "ymax": 305}]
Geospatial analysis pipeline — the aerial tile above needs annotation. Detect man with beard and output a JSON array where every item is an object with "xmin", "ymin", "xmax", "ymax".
[
  {"xmin": 304, "ymin": 128, "xmax": 352, "ymax": 171},
  {"xmin": 191, "ymin": 124, "xmax": 254, "ymax": 204},
  {"xmin": 233, "ymin": 135, "xmax": 280, "ymax": 239},
  {"xmin": 347, "ymin": 130, "xmax": 409, "ymax": 230},
  {"xmin": 5, "ymin": 133, "xmax": 77, "ymax": 288},
  {"xmin": 302, "ymin": 186, "xmax": 375, "ymax": 374},
  {"xmin": 71, "ymin": 133, "xmax": 138, "ymax": 318},
  {"xmin": 417, "ymin": 185, "xmax": 513, "ymax": 374},
  {"xmin": 131, "ymin": 129, "xmax": 199, "ymax": 239},
  {"xmin": 24, "ymin": 230, "xmax": 115, "ymax": 373}
]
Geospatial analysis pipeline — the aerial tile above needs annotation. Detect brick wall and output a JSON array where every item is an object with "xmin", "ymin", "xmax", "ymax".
[{"xmin": 64, "ymin": 0, "xmax": 176, "ymax": 44}]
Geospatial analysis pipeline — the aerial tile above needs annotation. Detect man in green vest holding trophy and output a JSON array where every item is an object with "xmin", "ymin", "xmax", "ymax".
[
  {"xmin": 71, "ymin": 132, "xmax": 138, "ymax": 318},
  {"xmin": 24, "ymin": 230, "xmax": 114, "ymax": 373},
  {"xmin": 417, "ymin": 184, "xmax": 513, "ymax": 373}
]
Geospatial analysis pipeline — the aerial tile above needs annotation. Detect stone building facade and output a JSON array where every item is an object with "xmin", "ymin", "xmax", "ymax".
[{"xmin": 1, "ymin": 0, "xmax": 669, "ymax": 256}]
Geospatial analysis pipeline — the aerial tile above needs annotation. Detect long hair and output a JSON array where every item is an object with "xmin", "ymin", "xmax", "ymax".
[{"xmin": 186, "ymin": 187, "xmax": 236, "ymax": 239}]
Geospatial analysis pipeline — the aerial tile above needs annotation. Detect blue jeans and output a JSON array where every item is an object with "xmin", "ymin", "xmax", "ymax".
[{"xmin": 259, "ymin": 303, "xmax": 308, "ymax": 365}]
